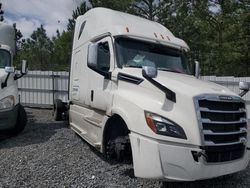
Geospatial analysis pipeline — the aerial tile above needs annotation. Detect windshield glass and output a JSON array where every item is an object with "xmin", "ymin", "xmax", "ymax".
[
  {"xmin": 0, "ymin": 50, "xmax": 11, "ymax": 68},
  {"xmin": 115, "ymin": 38, "xmax": 191, "ymax": 75}
]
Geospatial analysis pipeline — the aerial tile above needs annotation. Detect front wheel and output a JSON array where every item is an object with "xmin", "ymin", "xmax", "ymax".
[
  {"xmin": 105, "ymin": 136, "xmax": 132, "ymax": 162},
  {"xmin": 11, "ymin": 105, "xmax": 27, "ymax": 135}
]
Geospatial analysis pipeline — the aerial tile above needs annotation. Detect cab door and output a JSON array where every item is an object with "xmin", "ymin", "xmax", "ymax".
[{"xmin": 87, "ymin": 36, "xmax": 114, "ymax": 112}]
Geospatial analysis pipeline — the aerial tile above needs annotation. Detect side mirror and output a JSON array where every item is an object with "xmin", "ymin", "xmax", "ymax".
[
  {"xmin": 21, "ymin": 60, "xmax": 28, "ymax": 75},
  {"xmin": 87, "ymin": 43, "xmax": 98, "ymax": 68},
  {"xmin": 142, "ymin": 66, "xmax": 157, "ymax": 78},
  {"xmin": 13, "ymin": 60, "xmax": 28, "ymax": 80},
  {"xmin": 5, "ymin": 66, "xmax": 15, "ymax": 73},
  {"xmin": 195, "ymin": 61, "xmax": 200, "ymax": 78},
  {"xmin": 239, "ymin": 81, "xmax": 249, "ymax": 97}
]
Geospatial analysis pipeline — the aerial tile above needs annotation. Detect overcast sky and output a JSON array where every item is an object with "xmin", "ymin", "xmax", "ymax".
[{"xmin": 1, "ymin": 0, "xmax": 83, "ymax": 38}]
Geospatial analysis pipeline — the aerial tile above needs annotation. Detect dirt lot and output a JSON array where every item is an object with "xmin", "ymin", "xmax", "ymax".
[{"xmin": 0, "ymin": 108, "xmax": 250, "ymax": 188}]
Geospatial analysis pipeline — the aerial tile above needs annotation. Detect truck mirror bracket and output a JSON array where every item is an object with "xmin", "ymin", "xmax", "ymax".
[
  {"xmin": 143, "ymin": 74, "xmax": 176, "ymax": 103},
  {"xmin": 14, "ymin": 73, "xmax": 25, "ymax": 80},
  {"xmin": 1, "ymin": 73, "xmax": 10, "ymax": 89}
]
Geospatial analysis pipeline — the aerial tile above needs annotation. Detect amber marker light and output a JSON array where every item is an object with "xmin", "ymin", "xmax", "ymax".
[{"xmin": 145, "ymin": 111, "xmax": 157, "ymax": 133}]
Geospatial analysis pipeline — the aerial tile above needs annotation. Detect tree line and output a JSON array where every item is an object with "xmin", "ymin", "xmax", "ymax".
[{"xmin": 13, "ymin": 0, "xmax": 250, "ymax": 76}]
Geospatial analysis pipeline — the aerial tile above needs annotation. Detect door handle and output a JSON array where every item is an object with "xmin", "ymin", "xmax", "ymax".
[{"xmin": 91, "ymin": 90, "xmax": 94, "ymax": 101}]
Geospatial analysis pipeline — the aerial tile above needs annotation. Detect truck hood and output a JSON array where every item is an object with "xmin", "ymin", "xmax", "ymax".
[
  {"xmin": 119, "ymin": 68, "xmax": 237, "ymax": 97},
  {"xmin": 115, "ymin": 68, "xmax": 240, "ymax": 145}
]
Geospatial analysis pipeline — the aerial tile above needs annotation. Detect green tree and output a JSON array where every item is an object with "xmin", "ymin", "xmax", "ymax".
[
  {"xmin": 67, "ymin": 1, "xmax": 90, "ymax": 32},
  {"xmin": 158, "ymin": 0, "xmax": 250, "ymax": 76},
  {"xmin": 13, "ymin": 23, "xmax": 24, "ymax": 66},
  {"xmin": 18, "ymin": 25, "xmax": 53, "ymax": 70},
  {"xmin": 129, "ymin": 0, "xmax": 164, "ymax": 21},
  {"xmin": 196, "ymin": 0, "xmax": 250, "ymax": 76},
  {"xmin": 90, "ymin": 0, "xmax": 164, "ymax": 21},
  {"xmin": 15, "ymin": 0, "xmax": 250, "ymax": 75},
  {"xmin": 31, "ymin": 25, "xmax": 53, "ymax": 70},
  {"xmin": 239, "ymin": 0, "xmax": 250, "ymax": 76},
  {"xmin": 51, "ymin": 30, "xmax": 72, "ymax": 71},
  {"xmin": 90, "ymin": 0, "xmax": 133, "ymax": 12},
  {"xmin": 13, "ymin": 23, "xmax": 23, "ymax": 42}
]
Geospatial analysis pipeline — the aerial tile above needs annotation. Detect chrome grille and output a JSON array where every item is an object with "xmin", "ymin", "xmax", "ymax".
[{"xmin": 195, "ymin": 95, "xmax": 247, "ymax": 163}]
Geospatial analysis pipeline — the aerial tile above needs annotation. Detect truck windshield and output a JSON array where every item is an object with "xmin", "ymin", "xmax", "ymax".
[
  {"xmin": 0, "ymin": 50, "xmax": 11, "ymax": 68},
  {"xmin": 115, "ymin": 38, "xmax": 191, "ymax": 75}
]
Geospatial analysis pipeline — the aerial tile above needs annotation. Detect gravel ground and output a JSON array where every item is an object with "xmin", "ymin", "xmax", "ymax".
[{"xmin": 0, "ymin": 108, "xmax": 250, "ymax": 188}]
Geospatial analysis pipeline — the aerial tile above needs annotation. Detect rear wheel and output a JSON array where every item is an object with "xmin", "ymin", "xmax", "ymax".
[
  {"xmin": 11, "ymin": 105, "xmax": 27, "ymax": 135},
  {"xmin": 53, "ymin": 99, "xmax": 63, "ymax": 121}
]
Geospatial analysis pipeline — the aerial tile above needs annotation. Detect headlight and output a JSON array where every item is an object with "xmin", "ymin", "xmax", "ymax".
[
  {"xmin": 0, "ymin": 95, "xmax": 15, "ymax": 110},
  {"xmin": 145, "ymin": 111, "xmax": 187, "ymax": 139}
]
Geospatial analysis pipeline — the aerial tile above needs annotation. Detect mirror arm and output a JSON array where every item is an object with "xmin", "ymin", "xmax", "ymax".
[
  {"xmin": 239, "ymin": 90, "xmax": 249, "ymax": 97},
  {"xmin": 1, "ymin": 73, "xmax": 11, "ymax": 89},
  {"xmin": 143, "ymin": 73, "xmax": 176, "ymax": 103},
  {"xmin": 14, "ymin": 72, "xmax": 25, "ymax": 80}
]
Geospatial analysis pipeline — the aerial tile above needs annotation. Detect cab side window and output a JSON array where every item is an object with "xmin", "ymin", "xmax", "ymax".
[{"xmin": 97, "ymin": 42, "xmax": 110, "ymax": 72}]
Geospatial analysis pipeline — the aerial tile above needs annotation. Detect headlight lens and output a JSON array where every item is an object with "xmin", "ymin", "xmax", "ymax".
[
  {"xmin": 0, "ymin": 95, "xmax": 15, "ymax": 110},
  {"xmin": 145, "ymin": 111, "xmax": 187, "ymax": 139}
]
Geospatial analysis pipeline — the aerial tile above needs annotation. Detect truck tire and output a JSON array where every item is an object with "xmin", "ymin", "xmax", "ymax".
[
  {"xmin": 54, "ymin": 99, "xmax": 63, "ymax": 121},
  {"xmin": 106, "ymin": 136, "xmax": 132, "ymax": 162},
  {"xmin": 11, "ymin": 105, "xmax": 27, "ymax": 135}
]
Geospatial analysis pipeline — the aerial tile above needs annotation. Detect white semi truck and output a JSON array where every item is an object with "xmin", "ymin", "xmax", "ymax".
[
  {"xmin": 55, "ymin": 8, "xmax": 250, "ymax": 181},
  {"xmin": 0, "ymin": 22, "xmax": 28, "ymax": 135}
]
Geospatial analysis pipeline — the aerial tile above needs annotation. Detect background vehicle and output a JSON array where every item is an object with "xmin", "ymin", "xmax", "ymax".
[
  {"xmin": 0, "ymin": 22, "xmax": 28, "ymax": 135},
  {"xmin": 55, "ymin": 8, "xmax": 250, "ymax": 181}
]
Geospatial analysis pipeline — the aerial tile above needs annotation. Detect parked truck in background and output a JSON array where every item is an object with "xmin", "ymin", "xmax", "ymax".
[
  {"xmin": 54, "ymin": 8, "xmax": 250, "ymax": 181},
  {"xmin": 0, "ymin": 22, "xmax": 28, "ymax": 135}
]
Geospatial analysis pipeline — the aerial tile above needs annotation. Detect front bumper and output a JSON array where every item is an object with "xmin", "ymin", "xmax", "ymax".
[
  {"xmin": 130, "ymin": 132, "xmax": 250, "ymax": 181},
  {"xmin": 0, "ymin": 105, "xmax": 19, "ymax": 131}
]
